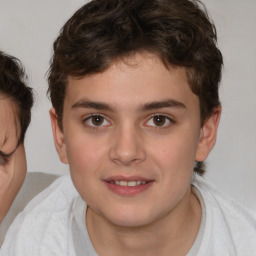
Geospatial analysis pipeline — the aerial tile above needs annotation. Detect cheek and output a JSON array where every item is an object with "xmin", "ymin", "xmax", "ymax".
[
  {"xmin": 66, "ymin": 138, "xmax": 100, "ymax": 202},
  {"xmin": 149, "ymin": 133, "xmax": 198, "ymax": 175},
  {"xmin": 0, "ymin": 145, "xmax": 27, "ymax": 200},
  {"xmin": 65, "ymin": 135, "xmax": 108, "ymax": 177},
  {"xmin": 14, "ymin": 145, "xmax": 27, "ymax": 180},
  {"xmin": 147, "ymin": 135, "xmax": 197, "ymax": 210}
]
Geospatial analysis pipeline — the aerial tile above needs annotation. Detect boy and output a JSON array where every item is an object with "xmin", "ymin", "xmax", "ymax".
[
  {"xmin": 0, "ymin": 51, "xmax": 57, "ymax": 245},
  {"xmin": 0, "ymin": 50, "xmax": 33, "ymax": 226},
  {"xmin": 0, "ymin": 50, "xmax": 34, "ymax": 227},
  {"xmin": 1, "ymin": 0, "xmax": 256, "ymax": 255}
]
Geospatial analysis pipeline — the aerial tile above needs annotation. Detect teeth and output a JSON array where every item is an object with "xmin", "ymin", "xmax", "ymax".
[
  {"xmin": 120, "ymin": 181, "xmax": 127, "ymax": 186},
  {"xmin": 112, "ymin": 181, "xmax": 148, "ymax": 187},
  {"xmin": 128, "ymin": 181, "xmax": 137, "ymax": 187}
]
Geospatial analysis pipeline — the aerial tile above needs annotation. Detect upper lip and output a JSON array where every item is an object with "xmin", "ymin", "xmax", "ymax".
[{"xmin": 103, "ymin": 175, "xmax": 154, "ymax": 182}]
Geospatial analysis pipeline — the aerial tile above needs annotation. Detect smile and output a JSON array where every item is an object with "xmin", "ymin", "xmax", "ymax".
[
  {"xmin": 108, "ymin": 180, "xmax": 149, "ymax": 187},
  {"xmin": 104, "ymin": 177, "xmax": 154, "ymax": 196}
]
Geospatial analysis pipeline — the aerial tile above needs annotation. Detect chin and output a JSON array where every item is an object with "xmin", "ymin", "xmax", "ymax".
[{"xmin": 103, "ymin": 207, "xmax": 157, "ymax": 228}]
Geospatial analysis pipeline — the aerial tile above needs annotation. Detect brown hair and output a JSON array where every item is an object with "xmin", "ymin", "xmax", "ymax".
[
  {"xmin": 0, "ymin": 51, "xmax": 34, "ymax": 144},
  {"xmin": 48, "ymin": 0, "xmax": 223, "ymax": 174}
]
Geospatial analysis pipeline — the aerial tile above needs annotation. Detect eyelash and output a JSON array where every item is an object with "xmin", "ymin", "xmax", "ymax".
[
  {"xmin": 0, "ymin": 156, "xmax": 9, "ymax": 165},
  {"xmin": 83, "ymin": 114, "xmax": 110, "ymax": 128},
  {"xmin": 83, "ymin": 113, "xmax": 174, "ymax": 129},
  {"xmin": 145, "ymin": 114, "xmax": 174, "ymax": 128}
]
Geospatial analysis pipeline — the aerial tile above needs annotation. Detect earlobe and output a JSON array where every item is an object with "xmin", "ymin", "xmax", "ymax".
[
  {"xmin": 49, "ymin": 108, "xmax": 69, "ymax": 164},
  {"xmin": 195, "ymin": 106, "xmax": 221, "ymax": 162}
]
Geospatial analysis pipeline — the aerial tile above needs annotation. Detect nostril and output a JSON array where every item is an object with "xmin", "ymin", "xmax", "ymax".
[{"xmin": 108, "ymin": 128, "xmax": 146, "ymax": 165}]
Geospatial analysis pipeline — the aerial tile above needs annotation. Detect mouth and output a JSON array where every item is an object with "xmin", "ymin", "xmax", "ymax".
[
  {"xmin": 107, "ymin": 180, "xmax": 150, "ymax": 187},
  {"xmin": 103, "ymin": 177, "xmax": 154, "ymax": 196}
]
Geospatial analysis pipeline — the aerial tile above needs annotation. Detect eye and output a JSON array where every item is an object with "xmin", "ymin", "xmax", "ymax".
[
  {"xmin": 84, "ymin": 114, "xmax": 110, "ymax": 127},
  {"xmin": 145, "ymin": 115, "xmax": 173, "ymax": 127},
  {"xmin": 0, "ymin": 156, "xmax": 8, "ymax": 165}
]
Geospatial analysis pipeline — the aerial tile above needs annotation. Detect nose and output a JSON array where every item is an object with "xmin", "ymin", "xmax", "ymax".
[{"xmin": 109, "ymin": 124, "xmax": 146, "ymax": 166}]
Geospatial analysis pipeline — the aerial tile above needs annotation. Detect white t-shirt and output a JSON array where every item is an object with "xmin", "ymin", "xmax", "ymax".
[
  {"xmin": 1, "ymin": 174, "xmax": 256, "ymax": 255},
  {"xmin": 0, "ymin": 172, "xmax": 58, "ymax": 246}
]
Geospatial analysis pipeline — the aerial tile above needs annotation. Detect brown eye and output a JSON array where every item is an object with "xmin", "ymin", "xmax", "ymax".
[
  {"xmin": 91, "ymin": 115, "xmax": 104, "ymax": 126},
  {"xmin": 153, "ymin": 115, "xmax": 166, "ymax": 126},
  {"xmin": 84, "ymin": 114, "xmax": 110, "ymax": 127},
  {"xmin": 145, "ymin": 115, "xmax": 173, "ymax": 128}
]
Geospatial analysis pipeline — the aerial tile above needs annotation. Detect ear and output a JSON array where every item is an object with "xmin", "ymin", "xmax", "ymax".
[
  {"xmin": 49, "ymin": 108, "xmax": 69, "ymax": 164},
  {"xmin": 195, "ymin": 106, "xmax": 221, "ymax": 162}
]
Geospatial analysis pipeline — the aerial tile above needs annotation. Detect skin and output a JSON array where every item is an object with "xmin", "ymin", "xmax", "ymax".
[
  {"xmin": 51, "ymin": 53, "xmax": 221, "ymax": 255},
  {"xmin": 0, "ymin": 97, "xmax": 27, "ymax": 223}
]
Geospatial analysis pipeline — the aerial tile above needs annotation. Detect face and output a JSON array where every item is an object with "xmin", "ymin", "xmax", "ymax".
[
  {"xmin": 51, "ymin": 53, "xmax": 220, "ymax": 227},
  {"xmin": 0, "ymin": 96, "xmax": 27, "ymax": 222}
]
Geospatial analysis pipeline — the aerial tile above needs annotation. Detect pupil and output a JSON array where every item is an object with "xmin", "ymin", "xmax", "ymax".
[
  {"xmin": 92, "ymin": 115, "xmax": 103, "ymax": 125},
  {"xmin": 153, "ymin": 115, "xmax": 165, "ymax": 126}
]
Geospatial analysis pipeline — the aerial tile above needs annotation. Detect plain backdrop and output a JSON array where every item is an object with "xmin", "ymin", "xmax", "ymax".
[{"xmin": 0, "ymin": 0, "xmax": 255, "ymax": 210}]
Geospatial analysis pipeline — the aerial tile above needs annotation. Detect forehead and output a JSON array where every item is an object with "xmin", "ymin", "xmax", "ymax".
[
  {"xmin": 65, "ymin": 53, "xmax": 199, "ymax": 111},
  {"xmin": 0, "ymin": 96, "xmax": 20, "ymax": 153}
]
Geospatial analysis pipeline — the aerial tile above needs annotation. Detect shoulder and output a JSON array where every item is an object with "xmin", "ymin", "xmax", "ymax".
[
  {"xmin": 0, "ymin": 172, "xmax": 59, "ymax": 246},
  {"xmin": 0, "ymin": 175, "xmax": 78, "ymax": 256},
  {"xmin": 192, "ymin": 174, "xmax": 256, "ymax": 255},
  {"xmin": 192, "ymin": 174, "xmax": 256, "ymax": 220},
  {"xmin": 15, "ymin": 174, "xmax": 77, "ymax": 216}
]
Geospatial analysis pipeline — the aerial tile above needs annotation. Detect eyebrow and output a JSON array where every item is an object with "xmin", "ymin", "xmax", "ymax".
[
  {"xmin": 140, "ymin": 99, "xmax": 186, "ymax": 111},
  {"xmin": 71, "ymin": 98, "xmax": 186, "ymax": 112},
  {"xmin": 72, "ymin": 100, "xmax": 114, "ymax": 111}
]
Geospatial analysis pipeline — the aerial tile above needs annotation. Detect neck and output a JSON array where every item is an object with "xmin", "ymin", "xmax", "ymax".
[{"xmin": 86, "ymin": 186, "xmax": 201, "ymax": 256}]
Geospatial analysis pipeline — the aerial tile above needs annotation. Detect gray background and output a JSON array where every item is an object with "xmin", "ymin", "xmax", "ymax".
[{"xmin": 0, "ymin": 0, "xmax": 255, "ymax": 210}]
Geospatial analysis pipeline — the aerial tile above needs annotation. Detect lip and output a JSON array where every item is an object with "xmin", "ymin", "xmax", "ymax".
[{"xmin": 103, "ymin": 175, "xmax": 154, "ymax": 196}]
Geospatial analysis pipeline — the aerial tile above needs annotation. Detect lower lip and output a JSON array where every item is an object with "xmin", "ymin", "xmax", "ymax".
[{"xmin": 104, "ymin": 181, "xmax": 154, "ymax": 196}]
